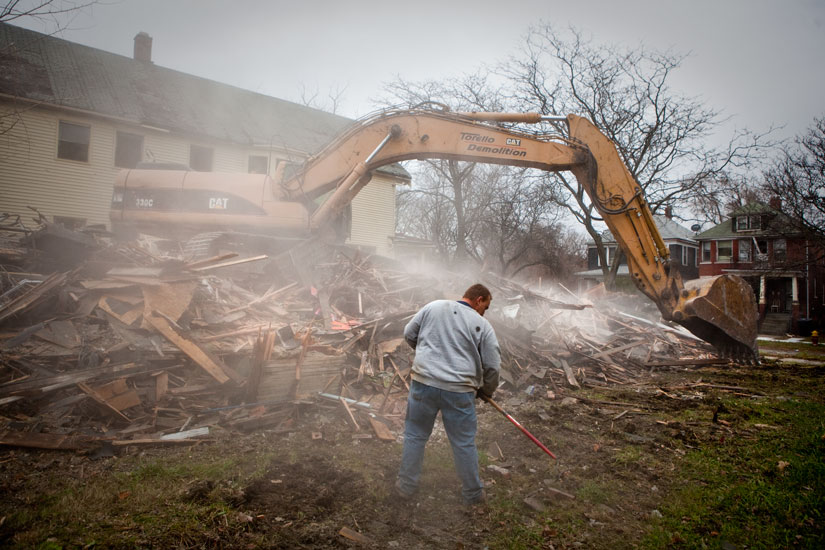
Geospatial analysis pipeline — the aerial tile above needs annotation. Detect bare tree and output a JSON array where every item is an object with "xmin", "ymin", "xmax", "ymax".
[
  {"xmin": 298, "ymin": 81, "xmax": 348, "ymax": 115},
  {"xmin": 1, "ymin": 0, "xmax": 95, "ymax": 25},
  {"xmin": 763, "ymin": 116, "xmax": 825, "ymax": 252},
  {"xmin": 379, "ymin": 73, "xmax": 508, "ymax": 266},
  {"xmin": 499, "ymin": 26, "xmax": 774, "ymax": 288}
]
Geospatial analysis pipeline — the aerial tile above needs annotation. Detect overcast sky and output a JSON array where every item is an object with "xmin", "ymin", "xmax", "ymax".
[{"xmin": 12, "ymin": 0, "xmax": 825, "ymax": 144}]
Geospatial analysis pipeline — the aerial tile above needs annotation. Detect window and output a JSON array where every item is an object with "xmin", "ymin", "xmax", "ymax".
[
  {"xmin": 749, "ymin": 216, "xmax": 761, "ymax": 230},
  {"xmin": 115, "ymin": 131, "xmax": 144, "ymax": 168},
  {"xmin": 774, "ymin": 239, "xmax": 787, "ymax": 262},
  {"xmin": 57, "ymin": 121, "xmax": 90, "ymax": 162},
  {"xmin": 682, "ymin": 246, "xmax": 693, "ymax": 266},
  {"xmin": 701, "ymin": 241, "xmax": 712, "ymax": 262},
  {"xmin": 598, "ymin": 246, "xmax": 617, "ymax": 267},
  {"xmin": 248, "ymin": 155, "xmax": 268, "ymax": 174},
  {"xmin": 717, "ymin": 240, "xmax": 732, "ymax": 262},
  {"xmin": 189, "ymin": 145, "xmax": 213, "ymax": 171},
  {"xmin": 735, "ymin": 215, "xmax": 762, "ymax": 231},
  {"xmin": 738, "ymin": 239, "xmax": 752, "ymax": 262}
]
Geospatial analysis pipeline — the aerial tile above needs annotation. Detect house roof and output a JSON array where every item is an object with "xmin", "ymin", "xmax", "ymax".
[
  {"xmin": 593, "ymin": 215, "xmax": 696, "ymax": 245},
  {"xmin": 0, "ymin": 23, "xmax": 409, "ymax": 179},
  {"xmin": 694, "ymin": 202, "xmax": 797, "ymax": 240}
]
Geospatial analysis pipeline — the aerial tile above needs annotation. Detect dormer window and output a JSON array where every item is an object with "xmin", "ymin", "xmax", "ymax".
[{"xmin": 735, "ymin": 215, "xmax": 762, "ymax": 231}]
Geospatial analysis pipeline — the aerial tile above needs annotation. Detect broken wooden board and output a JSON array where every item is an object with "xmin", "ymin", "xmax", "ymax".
[
  {"xmin": 91, "ymin": 378, "xmax": 141, "ymax": 411},
  {"xmin": 77, "ymin": 382, "xmax": 132, "ymax": 422},
  {"xmin": 257, "ymin": 352, "xmax": 348, "ymax": 404},
  {"xmin": 0, "ymin": 430, "xmax": 96, "ymax": 450},
  {"xmin": 141, "ymin": 280, "xmax": 198, "ymax": 329},
  {"xmin": 98, "ymin": 296, "xmax": 144, "ymax": 326},
  {"xmin": 145, "ymin": 313, "xmax": 241, "ymax": 385},
  {"xmin": 35, "ymin": 320, "xmax": 80, "ymax": 349},
  {"xmin": 368, "ymin": 417, "xmax": 395, "ymax": 441}
]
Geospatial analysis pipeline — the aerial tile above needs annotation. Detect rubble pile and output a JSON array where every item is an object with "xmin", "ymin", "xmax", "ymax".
[{"xmin": 0, "ymin": 218, "xmax": 722, "ymax": 452}]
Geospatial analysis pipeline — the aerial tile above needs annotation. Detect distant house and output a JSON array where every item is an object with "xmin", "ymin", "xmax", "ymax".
[
  {"xmin": 0, "ymin": 23, "xmax": 410, "ymax": 257},
  {"xmin": 574, "ymin": 212, "xmax": 699, "ymax": 291},
  {"xmin": 694, "ymin": 201, "xmax": 824, "ymax": 334}
]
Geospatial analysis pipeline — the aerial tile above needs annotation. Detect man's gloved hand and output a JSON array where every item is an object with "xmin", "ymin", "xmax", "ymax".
[{"xmin": 476, "ymin": 389, "xmax": 492, "ymax": 400}]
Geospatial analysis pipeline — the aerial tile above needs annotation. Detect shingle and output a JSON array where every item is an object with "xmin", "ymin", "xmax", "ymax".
[{"xmin": 0, "ymin": 20, "xmax": 409, "ymax": 183}]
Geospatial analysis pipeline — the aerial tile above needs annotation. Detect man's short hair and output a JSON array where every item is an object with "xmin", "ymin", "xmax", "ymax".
[{"xmin": 463, "ymin": 283, "xmax": 491, "ymax": 301}]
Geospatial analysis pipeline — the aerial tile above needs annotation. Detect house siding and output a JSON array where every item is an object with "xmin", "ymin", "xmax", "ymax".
[
  {"xmin": 349, "ymin": 173, "xmax": 397, "ymax": 257},
  {"xmin": 1, "ymin": 105, "xmax": 116, "ymax": 226},
  {"xmin": 1, "ymin": 102, "xmax": 402, "ymax": 255}
]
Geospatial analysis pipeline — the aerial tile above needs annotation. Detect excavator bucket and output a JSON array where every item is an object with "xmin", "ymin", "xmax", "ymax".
[{"xmin": 673, "ymin": 274, "xmax": 759, "ymax": 361}]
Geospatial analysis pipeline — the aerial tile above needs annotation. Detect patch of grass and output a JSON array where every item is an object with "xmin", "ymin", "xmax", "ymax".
[
  {"xmin": 641, "ymin": 398, "xmax": 825, "ymax": 549},
  {"xmin": 0, "ymin": 443, "xmax": 273, "ymax": 549},
  {"xmin": 614, "ymin": 445, "xmax": 643, "ymax": 465},
  {"xmin": 576, "ymin": 479, "xmax": 611, "ymax": 505}
]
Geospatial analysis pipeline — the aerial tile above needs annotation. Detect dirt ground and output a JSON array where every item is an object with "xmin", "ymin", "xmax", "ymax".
[{"xmin": 2, "ymin": 349, "xmax": 824, "ymax": 549}]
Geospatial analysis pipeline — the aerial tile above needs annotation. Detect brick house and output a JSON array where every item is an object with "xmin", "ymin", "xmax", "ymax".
[
  {"xmin": 0, "ymin": 23, "xmax": 410, "ymax": 257},
  {"xmin": 575, "ymin": 212, "xmax": 699, "ymax": 292},
  {"xmin": 694, "ymin": 201, "xmax": 824, "ymax": 335}
]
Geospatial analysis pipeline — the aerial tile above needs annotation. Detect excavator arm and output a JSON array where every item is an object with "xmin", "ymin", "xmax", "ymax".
[{"xmin": 283, "ymin": 108, "xmax": 757, "ymax": 359}]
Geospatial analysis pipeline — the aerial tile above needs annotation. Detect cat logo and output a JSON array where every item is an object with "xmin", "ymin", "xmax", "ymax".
[
  {"xmin": 506, "ymin": 138, "xmax": 522, "ymax": 146},
  {"xmin": 208, "ymin": 197, "xmax": 228, "ymax": 210}
]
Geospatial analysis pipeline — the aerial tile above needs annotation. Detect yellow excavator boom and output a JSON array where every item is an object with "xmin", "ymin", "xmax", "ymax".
[{"xmin": 111, "ymin": 108, "xmax": 758, "ymax": 359}]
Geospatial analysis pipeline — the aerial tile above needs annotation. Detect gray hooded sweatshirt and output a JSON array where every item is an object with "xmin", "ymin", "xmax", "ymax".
[{"xmin": 404, "ymin": 300, "xmax": 501, "ymax": 395}]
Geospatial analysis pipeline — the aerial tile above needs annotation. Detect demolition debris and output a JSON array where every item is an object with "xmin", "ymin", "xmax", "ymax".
[{"xmin": 0, "ymin": 216, "xmax": 723, "ymax": 453}]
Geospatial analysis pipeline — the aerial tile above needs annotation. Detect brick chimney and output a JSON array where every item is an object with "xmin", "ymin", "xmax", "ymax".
[
  {"xmin": 664, "ymin": 205, "xmax": 673, "ymax": 219},
  {"xmin": 769, "ymin": 196, "xmax": 782, "ymax": 211},
  {"xmin": 133, "ymin": 32, "xmax": 152, "ymax": 63}
]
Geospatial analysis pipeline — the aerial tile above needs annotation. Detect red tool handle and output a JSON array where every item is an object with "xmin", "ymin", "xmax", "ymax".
[{"xmin": 482, "ymin": 395, "xmax": 557, "ymax": 460}]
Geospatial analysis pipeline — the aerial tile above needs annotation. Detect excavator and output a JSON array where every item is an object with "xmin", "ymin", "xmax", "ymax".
[{"xmin": 110, "ymin": 107, "xmax": 758, "ymax": 360}]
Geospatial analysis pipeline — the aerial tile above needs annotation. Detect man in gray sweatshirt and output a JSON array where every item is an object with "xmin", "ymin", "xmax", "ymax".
[{"xmin": 396, "ymin": 283, "xmax": 501, "ymax": 505}]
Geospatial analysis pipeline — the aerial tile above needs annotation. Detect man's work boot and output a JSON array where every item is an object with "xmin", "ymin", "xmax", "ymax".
[
  {"xmin": 394, "ymin": 478, "xmax": 416, "ymax": 500},
  {"xmin": 463, "ymin": 488, "xmax": 486, "ymax": 506}
]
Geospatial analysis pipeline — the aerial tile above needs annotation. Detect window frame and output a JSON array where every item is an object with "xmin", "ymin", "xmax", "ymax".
[
  {"xmin": 701, "ymin": 241, "xmax": 712, "ymax": 263},
  {"xmin": 597, "ymin": 245, "xmax": 617, "ymax": 267},
  {"xmin": 114, "ymin": 131, "xmax": 144, "ymax": 169},
  {"xmin": 717, "ymin": 240, "xmax": 733, "ymax": 262},
  {"xmin": 248, "ymin": 155, "xmax": 268, "ymax": 174},
  {"xmin": 773, "ymin": 238, "xmax": 787, "ymax": 262},
  {"xmin": 681, "ymin": 246, "xmax": 692, "ymax": 266},
  {"xmin": 57, "ymin": 120, "xmax": 91, "ymax": 162},
  {"xmin": 189, "ymin": 145, "xmax": 214, "ymax": 172},
  {"xmin": 738, "ymin": 239, "xmax": 752, "ymax": 262}
]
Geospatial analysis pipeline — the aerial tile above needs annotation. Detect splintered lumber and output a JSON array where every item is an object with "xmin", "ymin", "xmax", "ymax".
[
  {"xmin": 91, "ymin": 379, "xmax": 141, "ymax": 411},
  {"xmin": 368, "ymin": 416, "xmax": 395, "ymax": 441},
  {"xmin": 0, "ymin": 361, "xmax": 154, "ymax": 398},
  {"xmin": 644, "ymin": 358, "xmax": 730, "ymax": 367},
  {"xmin": 0, "ymin": 430, "xmax": 96, "ymax": 450},
  {"xmin": 77, "ymin": 382, "xmax": 132, "ymax": 422},
  {"xmin": 257, "ymin": 352, "xmax": 348, "ymax": 403},
  {"xmin": 183, "ymin": 252, "xmax": 238, "ymax": 270},
  {"xmin": 340, "ymin": 397, "xmax": 360, "ymax": 430},
  {"xmin": 189, "ymin": 254, "xmax": 268, "ymax": 272},
  {"xmin": 558, "ymin": 358, "xmax": 580, "ymax": 388},
  {"xmin": 141, "ymin": 280, "xmax": 198, "ymax": 329},
  {"xmin": 146, "ymin": 313, "xmax": 239, "ymax": 385},
  {"xmin": 35, "ymin": 320, "xmax": 80, "ymax": 348},
  {"xmin": 0, "ymin": 271, "xmax": 69, "ymax": 325},
  {"xmin": 98, "ymin": 296, "xmax": 143, "ymax": 326}
]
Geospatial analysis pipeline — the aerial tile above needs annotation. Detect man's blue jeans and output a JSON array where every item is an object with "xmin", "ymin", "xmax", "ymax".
[{"xmin": 397, "ymin": 380, "xmax": 483, "ymax": 503}]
